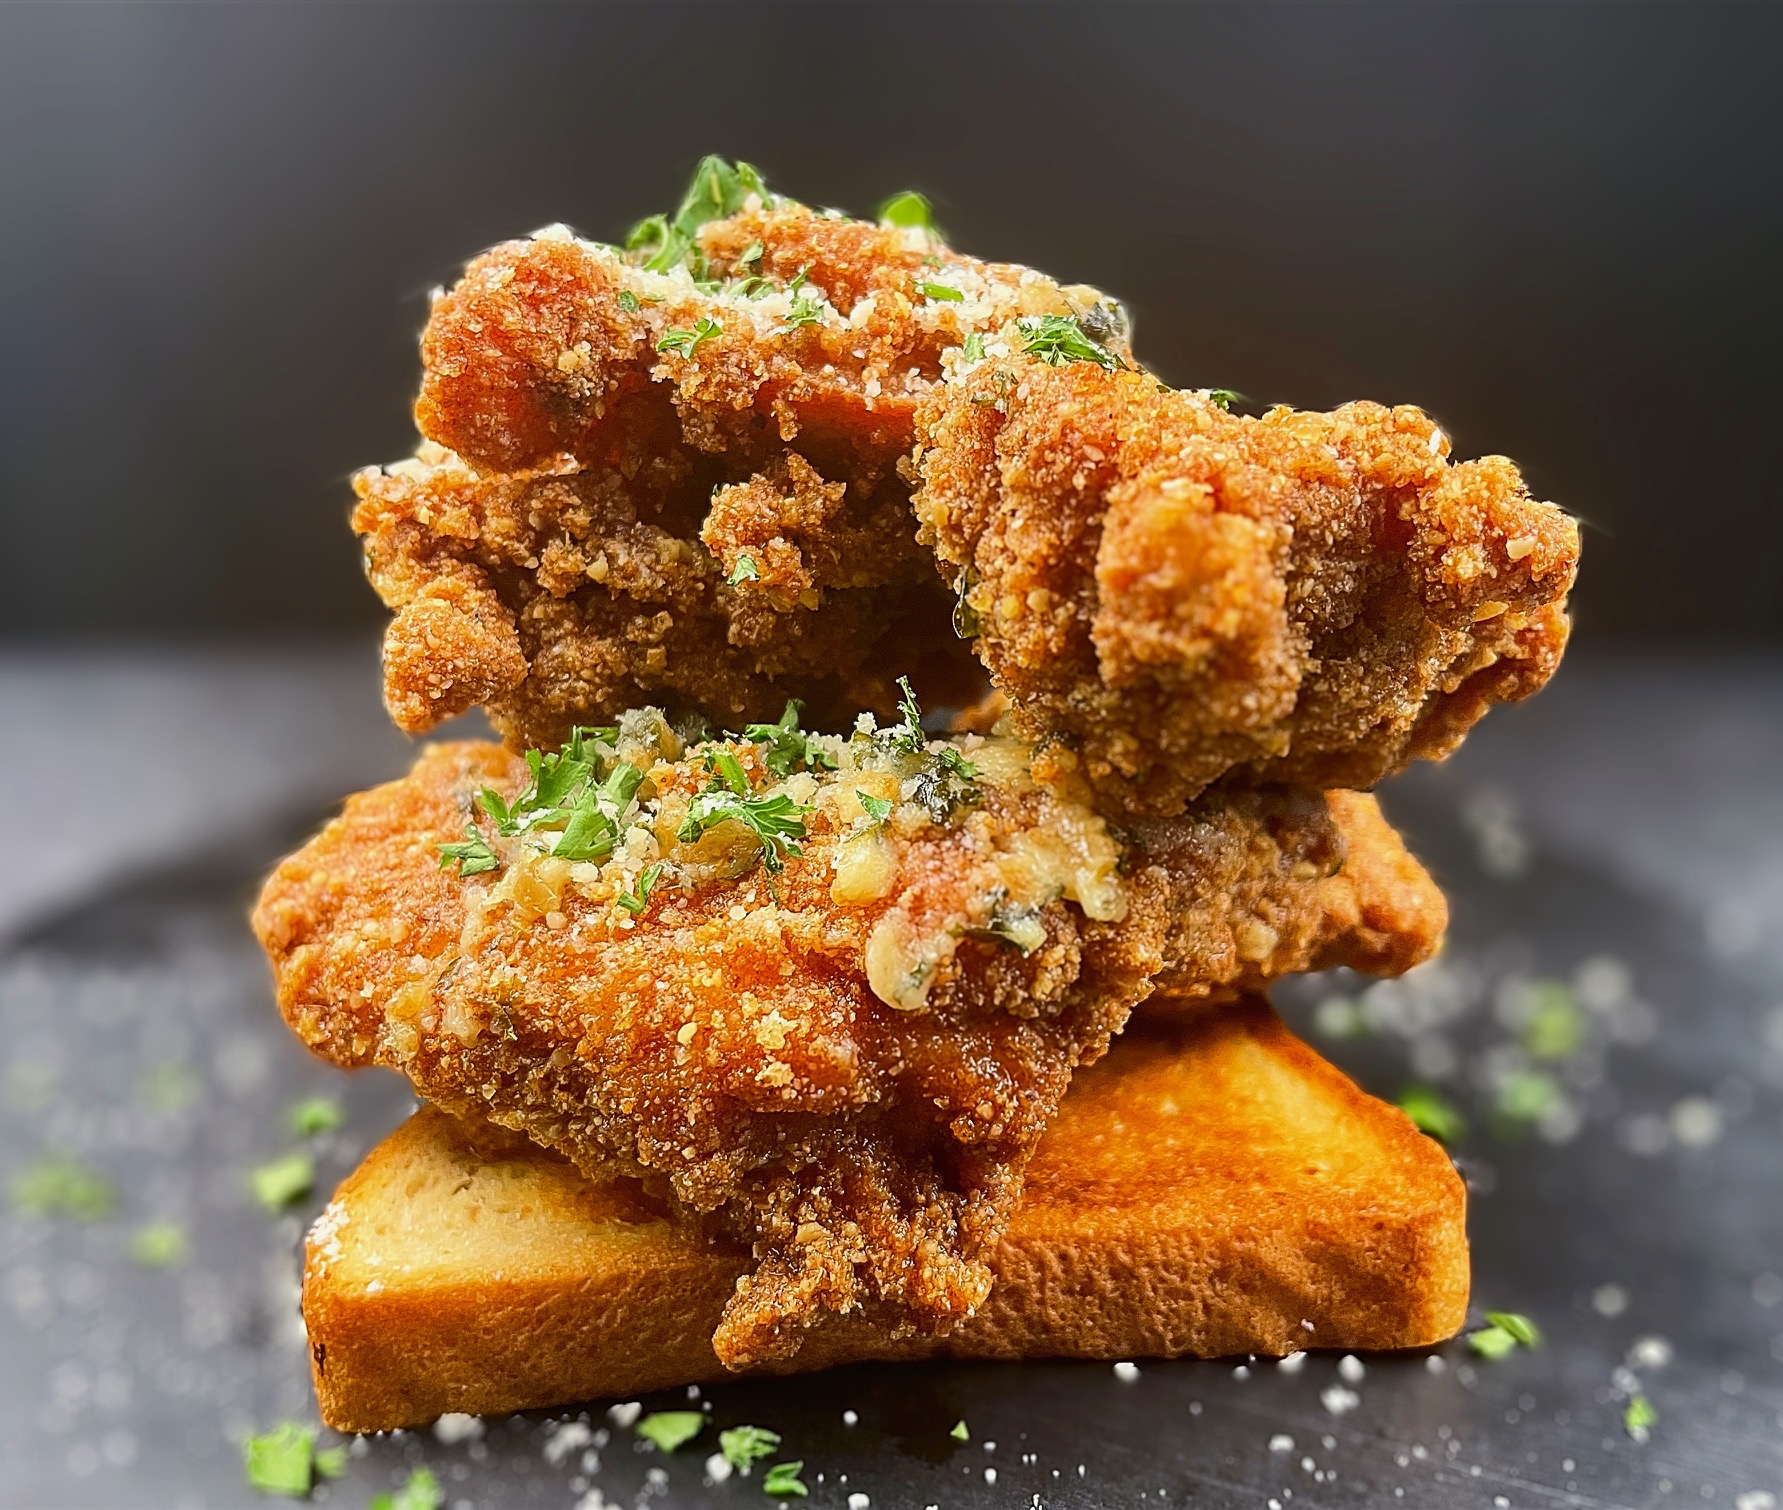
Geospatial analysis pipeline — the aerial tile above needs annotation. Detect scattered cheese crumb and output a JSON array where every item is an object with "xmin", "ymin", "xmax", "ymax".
[
  {"xmin": 1277, "ymin": 1352, "xmax": 1306, "ymax": 1374},
  {"xmin": 842, "ymin": 1409, "xmax": 859, "ymax": 1427},
  {"xmin": 1320, "ymin": 1385, "xmax": 1360, "ymax": 1415},
  {"xmin": 1269, "ymin": 1434, "xmax": 1295, "ymax": 1454},
  {"xmin": 433, "ymin": 1413, "xmax": 484, "ymax": 1444},
  {"xmin": 1113, "ymin": 1361, "xmax": 1140, "ymax": 1382},
  {"xmin": 1338, "ymin": 1355, "xmax": 1366, "ymax": 1384}
]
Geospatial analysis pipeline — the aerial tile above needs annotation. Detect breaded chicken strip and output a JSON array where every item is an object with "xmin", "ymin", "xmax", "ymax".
[
  {"xmin": 914, "ymin": 351, "xmax": 1578, "ymax": 813},
  {"xmin": 365, "ymin": 160, "xmax": 1571, "ymax": 807},
  {"xmin": 363, "ymin": 161, "xmax": 1121, "ymax": 741},
  {"xmin": 252, "ymin": 709, "xmax": 1440, "ymax": 1366}
]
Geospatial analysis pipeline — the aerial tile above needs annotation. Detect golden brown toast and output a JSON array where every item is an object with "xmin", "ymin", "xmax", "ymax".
[{"xmin": 302, "ymin": 1000, "xmax": 1468, "ymax": 1433}]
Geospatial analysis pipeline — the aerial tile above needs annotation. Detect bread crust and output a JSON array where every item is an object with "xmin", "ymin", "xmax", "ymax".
[{"xmin": 303, "ymin": 1000, "xmax": 1468, "ymax": 1432}]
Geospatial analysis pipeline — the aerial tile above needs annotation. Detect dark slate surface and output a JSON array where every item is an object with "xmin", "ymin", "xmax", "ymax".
[{"xmin": 2, "ymin": 650, "xmax": 1781, "ymax": 1509}]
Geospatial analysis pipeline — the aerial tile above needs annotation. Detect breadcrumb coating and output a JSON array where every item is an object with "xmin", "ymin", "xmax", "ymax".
[
  {"xmin": 252, "ymin": 721, "xmax": 1440, "ymax": 1365},
  {"xmin": 914, "ymin": 353, "xmax": 1578, "ymax": 811}
]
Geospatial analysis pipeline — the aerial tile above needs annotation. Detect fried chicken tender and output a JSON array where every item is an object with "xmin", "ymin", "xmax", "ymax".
[
  {"xmin": 914, "ymin": 353, "xmax": 1579, "ymax": 812},
  {"xmin": 361, "ymin": 183, "xmax": 1123, "ymax": 742},
  {"xmin": 252, "ymin": 716, "xmax": 1440, "ymax": 1366}
]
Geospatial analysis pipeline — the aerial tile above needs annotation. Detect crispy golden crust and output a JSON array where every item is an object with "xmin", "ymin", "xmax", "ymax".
[
  {"xmin": 914, "ymin": 356, "xmax": 1578, "ymax": 812},
  {"xmin": 368, "ymin": 205, "xmax": 1122, "ymax": 742},
  {"xmin": 302, "ymin": 1003, "xmax": 1470, "ymax": 1431},
  {"xmin": 253, "ymin": 737, "xmax": 1439, "ymax": 1365}
]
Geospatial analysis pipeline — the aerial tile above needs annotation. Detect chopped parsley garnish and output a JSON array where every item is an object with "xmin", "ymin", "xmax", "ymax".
[
  {"xmin": 910, "ymin": 745, "xmax": 981, "ymax": 824},
  {"xmin": 1397, "ymin": 1084, "xmax": 1465, "ymax": 1142},
  {"xmin": 950, "ymin": 1419, "xmax": 969, "ymax": 1442},
  {"xmin": 627, "ymin": 156, "xmax": 773, "ymax": 277},
  {"xmin": 709, "ymin": 747, "xmax": 752, "ymax": 795},
  {"xmin": 11, "ymin": 1154, "xmax": 115, "ymax": 1221},
  {"xmin": 761, "ymin": 1460, "xmax": 809, "ymax": 1498},
  {"xmin": 636, "ymin": 1411, "xmax": 705, "ymax": 1452},
  {"xmin": 1468, "ymin": 1325, "xmax": 1518, "ymax": 1361},
  {"xmin": 1485, "ymin": 1309, "xmax": 1542, "ymax": 1347},
  {"xmin": 916, "ymin": 280, "xmax": 963, "ymax": 303},
  {"xmin": 744, "ymin": 700, "xmax": 838, "ymax": 778},
  {"xmin": 617, "ymin": 289, "xmax": 641, "ymax": 313},
  {"xmin": 250, "ymin": 1152, "xmax": 314, "ymax": 1212},
  {"xmin": 658, "ymin": 316, "xmax": 721, "ymax": 358},
  {"xmin": 1017, "ymin": 314, "xmax": 1122, "ymax": 371},
  {"xmin": 887, "ymin": 675, "xmax": 929, "ymax": 754},
  {"xmin": 1205, "ymin": 388, "xmax": 1243, "ymax": 411},
  {"xmin": 130, "ymin": 1220, "xmax": 189, "ymax": 1267},
  {"xmin": 781, "ymin": 291, "xmax": 824, "ymax": 330},
  {"xmin": 1469, "ymin": 1309, "xmax": 1540, "ymax": 1358},
  {"xmin": 616, "ymin": 863, "xmax": 663, "ymax": 917},
  {"xmin": 444, "ymin": 727, "xmax": 647, "ymax": 876},
  {"xmin": 719, "ymin": 1425, "xmax": 781, "ymax": 1473},
  {"xmin": 961, "ymin": 332, "xmax": 986, "ymax": 362},
  {"xmin": 727, "ymin": 553, "xmax": 761, "ymax": 585},
  {"xmin": 1624, "ymin": 1393, "xmax": 1658, "ymax": 1439},
  {"xmin": 878, "ymin": 189, "xmax": 934, "ymax": 230},
  {"xmin": 438, "ymin": 825, "xmax": 499, "ymax": 877},
  {"xmin": 242, "ymin": 1423, "xmax": 342, "ymax": 1498},
  {"xmin": 856, "ymin": 791, "xmax": 894, "ymax": 827},
  {"xmin": 677, "ymin": 788, "xmax": 811, "ymax": 873},
  {"xmin": 369, "ymin": 1465, "xmax": 442, "ymax": 1510},
  {"xmin": 290, "ymin": 1097, "xmax": 343, "ymax": 1137},
  {"xmin": 736, "ymin": 239, "xmax": 765, "ymax": 268}
]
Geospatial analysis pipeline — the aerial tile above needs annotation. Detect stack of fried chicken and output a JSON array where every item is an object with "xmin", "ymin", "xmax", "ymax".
[{"xmin": 253, "ymin": 160, "xmax": 1578, "ymax": 1428}]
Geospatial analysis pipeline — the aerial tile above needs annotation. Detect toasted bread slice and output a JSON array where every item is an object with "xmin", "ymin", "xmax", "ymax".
[{"xmin": 303, "ymin": 1001, "xmax": 1467, "ymax": 1432}]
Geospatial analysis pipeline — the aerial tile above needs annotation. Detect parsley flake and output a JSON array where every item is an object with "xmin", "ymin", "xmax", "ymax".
[
  {"xmin": 878, "ymin": 189, "xmax": 935, "ymax": 230},
  {"xmin": 1468, "ymin": 1310, "xmax": 1540, "ymax": 1359},
  {"xmin": 727, "ymin": 554, "xmax": 761, "ymax": 585},
  {"xmin": 250, "ymin": 1152, "xmax": 314, "ymax": 1212},
  {"xmin": 1017, "ymin": 314, "xmax": 1122, "ymax": 371},
  {"xmin": 888, "ymin": 675, "xmax": 928, "ymax": 754},
  {"xmin": 617, "ymin": 289, "xmax": 641, "ymax": 314},
  {"xmin": 290, "ymin": 1097, "xmax": 343, "ymax": 1137},
  {"xmin": 961, "ymin": 332, "xmax": 986, "ymax": 362},
  {"xmin": 911, "ymin": 745, "xmax": 981, "ymax": 824},
  {"xmin": 438, "ymin": 824, "xmax": 499, "ymax": 877},
  {"xmin": 1205, "ymin": 388, "xmax": 1243, "ymax": 411},
  {"xmin": 11, "ymin": 1154, "xmax": 115, "ymax": 1221},
  {"xmin": 857, "ymin": 791, "xmax": 894, "ymax": 826},
  {"xmin": 745, "ymin": 700, "xmax": 838, "ymax": 778},
  {"xmin": 949, "ymin": 1419, "xmax": 969, "ymax": 1442},
  {"xmin": 719, "ymin": 1424, "xmax": 781, "ymax": 1473},
  {"xmin": 1398, "ymin": 1084, "xmax": 1466, "ymax": 1143},
  {"xmin": 658, "ymin": 317, "xmax": 721, "ymax": 358},
  {"xmin": 736, "ymin": 239, "xmax": 765, "ymax": 268},
  {"xmin": 677, "ymin": 788, "xmax": 811, "ymax": 873},
  {"xmin": 130, "ymin": 1220, "xmax": 189, "ymax": 1267},
  {"xmin": 781, "ymin": 290, "xmax": 824, "ymax": 330},
  {"xmin": 627, "ymin": 156, "xmax": 772, "ymax": 277},
  {"xmin": 761, "ymin": 1460, "xmax": 809, "ymax": 1498},
  {"xmin": 1624, "ymin": 1393, "xmax": 1658, "ymax": 1439},
  {"xmin": 314, "ymin": 1446, "xmax": 349, "ymax": 1480},
  {"xmin": 636, "ymin": 1411, "xmax": 705, "ymax": 1452},
  {"xmin": 243, "ymin": 1423, "xmax": 324, "ymax": 1498},
  {"xmin": 368, "ymin": 1465, "xmax": 443, "ymax": 1510},
  {"xmin": 952, "ymin": 566, "xmax": 982, "ymax": 637},
  {"xmin": 1485, "ymin": 1310, "xmax": 1542, "ymax": 1347},
  {"xmin": 1468, "ymin": 1324, "xmax": 1518, "ymax": 1360},
  {"xmin": 916, "ymin": 280, "xmax": 963, "ymax": 303},
  {"xmin": 616, "ymin": 862, "xmax": 664, "ymax": 917}
]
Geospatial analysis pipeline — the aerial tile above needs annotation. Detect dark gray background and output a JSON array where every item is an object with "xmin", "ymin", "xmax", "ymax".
[{"xmin": 2, "ymin": 1, "xmax": 1781, "ymax": 645}]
